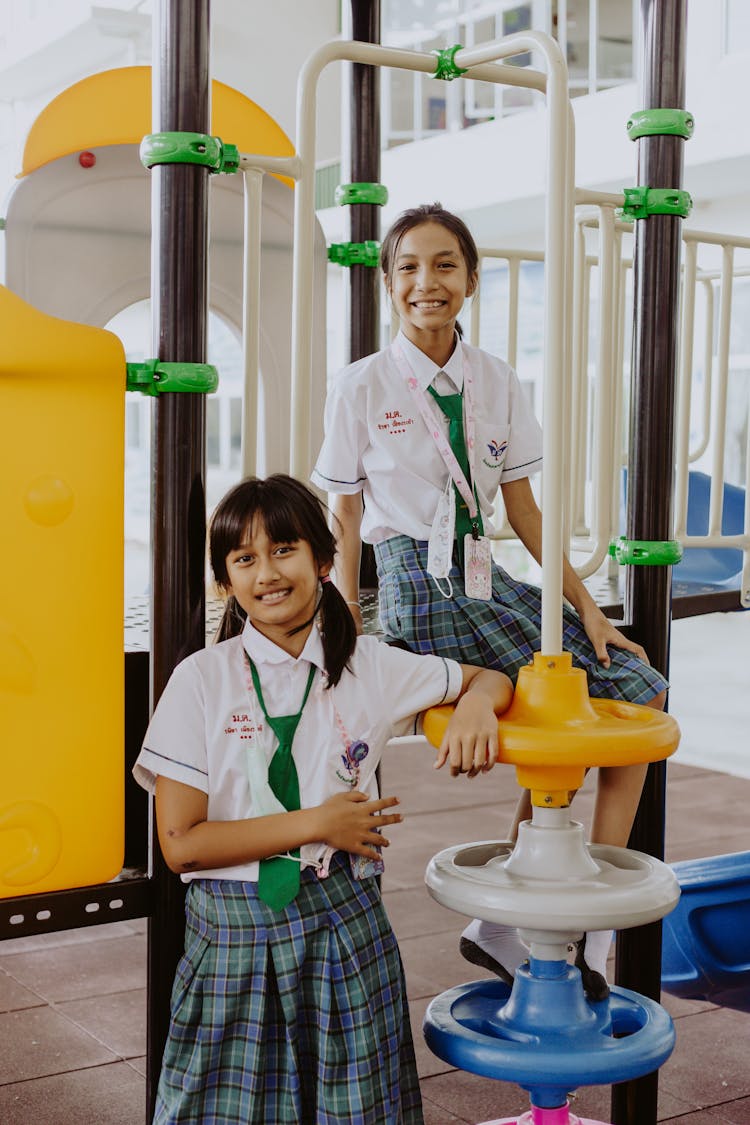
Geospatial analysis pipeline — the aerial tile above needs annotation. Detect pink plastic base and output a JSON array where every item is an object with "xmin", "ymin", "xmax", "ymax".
[{"xmin": 481, "ymin": 1105, "xmax": 611, "ymax": 1125}]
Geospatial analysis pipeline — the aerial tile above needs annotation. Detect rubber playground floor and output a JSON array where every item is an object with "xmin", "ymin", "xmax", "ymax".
[{"xmin": 0, "ymin": 613, "xmax": 749, "ymax": 1124}]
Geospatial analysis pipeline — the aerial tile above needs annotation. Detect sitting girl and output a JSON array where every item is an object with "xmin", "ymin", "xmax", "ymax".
[{"xmin": 312, "ymin": 202, "xmax": 668, "ymax": 999}]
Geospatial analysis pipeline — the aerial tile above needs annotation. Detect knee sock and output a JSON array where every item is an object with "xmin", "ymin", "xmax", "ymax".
[
  {"xmin": 581, "ymin": 929, "xmax": 614, "ymax": 979},
  {"xmin": 461, "ymin": 918, "xmax": 528, "ymax": 974}
]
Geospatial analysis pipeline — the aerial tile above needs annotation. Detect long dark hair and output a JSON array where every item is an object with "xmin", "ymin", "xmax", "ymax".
[
  {"xmin": 209, "ymin": 475, "xmax": 356, "ymax": 687},
  {"xmin": 380, "ymin": 202, "xmax": 479, "ymax": 338}
]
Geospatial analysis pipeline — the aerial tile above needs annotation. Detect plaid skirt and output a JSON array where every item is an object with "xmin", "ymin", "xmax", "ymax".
[
  {"xmin": 154, "ymin": 856, "xmax": 422, "ymax": 1125},
  {"xmin": 375, "ymin": 535, "xmax": 667, "ymax": 703}
]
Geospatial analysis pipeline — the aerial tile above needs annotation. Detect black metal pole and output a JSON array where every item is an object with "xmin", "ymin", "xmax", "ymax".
[
  {"xmin": 350, "ymin": 0, "xmax": 381, "ymax": 590},
  {"xmin": 349, "ymin": 0, "xmax": 381, "ymax": 365},
  {"xmin": 612, "ymin": 3, "xmax": 687, "ymax": 1123},
  {"xmin": 146, "ymin": 1, "xmax": 211, "ymax": 1118}
]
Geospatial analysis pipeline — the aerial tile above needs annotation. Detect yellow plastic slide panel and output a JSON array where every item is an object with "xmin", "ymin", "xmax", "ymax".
[
  {"xmin": 0, "ymin": 287, "xmax": 125, "ymax": 897},
  {"xmin": 21, "ymin": 66, "xmax": 294, "ymax": 185}
]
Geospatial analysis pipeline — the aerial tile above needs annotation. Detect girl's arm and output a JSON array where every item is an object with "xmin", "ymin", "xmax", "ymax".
[
  {"xmin": 155, "ymin": 776, "xmax": 402, "ymax": 875},
  {"xmin": 435, "ymin": 665, "xmax": 514, "ymax": 777},
  {"xmin": 500, "ymin": 476, "xmax": 649, "ymax": 667},
  {"xmin": 332, "ymin": 491, "xmax": 365, "ymax": 635}
]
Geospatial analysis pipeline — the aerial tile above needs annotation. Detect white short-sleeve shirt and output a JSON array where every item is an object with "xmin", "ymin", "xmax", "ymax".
[
  {"xmin": 311, "ymin": 332, "xmax": 543, "ymax": 543},
  {"xmin": 133, "ymin": 620, "xmax": 462, "ymax": 883}
]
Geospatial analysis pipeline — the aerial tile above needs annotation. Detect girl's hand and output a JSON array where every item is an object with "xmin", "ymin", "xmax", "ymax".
[
  {"xmin": 317, "ymin": 791, "xmax": 402, "ymax": 859},
  {"xmin": 578, "ymin": 602, "xmax": 649, "ymax": 668},
  {"xmin": 435, "ymin": 693, "xmax": 500, "ymax": 778}
]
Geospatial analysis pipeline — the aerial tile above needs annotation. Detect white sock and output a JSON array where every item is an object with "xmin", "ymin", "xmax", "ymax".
[
  {"xmin": 462, "ymin": 918, "xmax": 528, "ymax": 974},
  {"xmin": 582, "ymin": 929, "xmax": 614, "ymax": 979}
]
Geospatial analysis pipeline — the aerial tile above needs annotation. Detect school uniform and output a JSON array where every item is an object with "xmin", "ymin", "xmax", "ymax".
[
  {"xmin": 312, "ymin": 332, "xmax": 667, "ymax": 703},
  {"xmin": 134, "ymin": 619, "xmax": 462, "ymax": 1125}
]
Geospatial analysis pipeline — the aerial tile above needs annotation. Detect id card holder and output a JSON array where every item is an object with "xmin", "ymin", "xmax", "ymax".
[{"xmin": 464, "ymin": 533, "xmax": 493, "ymax": 600}]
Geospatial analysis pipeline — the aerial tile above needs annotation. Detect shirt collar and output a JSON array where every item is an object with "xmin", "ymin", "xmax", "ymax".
[
  {"xmin": 396, "ymin": 329, "xmax": 464, "ymax": 393},
  {"xmin": 241, "ymin": 617, "xmax": 326, "ymax": 672}
]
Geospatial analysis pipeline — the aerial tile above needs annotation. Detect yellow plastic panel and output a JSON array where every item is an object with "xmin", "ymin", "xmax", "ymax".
[
  {"xmin": 0, "ymin": 287, "xmax": 125, "ymax": 897},
  {"xmin": 21, "ymin": 66, "xmax": 294, "ymax": 185}
]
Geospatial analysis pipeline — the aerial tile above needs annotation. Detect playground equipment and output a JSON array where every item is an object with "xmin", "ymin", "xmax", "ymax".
[
  {"xmin": 421, "ymin": 653, "xmax": 681, "ymax": 1125},
  {"xmin": 0, "ymin": 287, "xmax": 125, "ymax": 897},
  {"xmin": 0, "ymin": 65, "xmax": 329, "ymax": 893},
  {"xmin": 661, "ymin": 849, "xmax": 750, "ymax": 1013},
  {"xmin": 3, "ymin": 66, "xmax": 328, "ymax": 478},
  {"xmin": 0, "ymin": 3, "xmax": 703, "ymax": 1122}
]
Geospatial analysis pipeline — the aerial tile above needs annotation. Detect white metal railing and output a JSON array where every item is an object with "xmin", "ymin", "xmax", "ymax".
[
  {"xmin": 505, "ymin": 206, "xmax": 750, "ymax": 605},
  {"xmin": 468, "ymin": 208, "xmax": 750, "ymax": 607},
  {"xmin": 674, "ymin": 230, "xmax": 750, "ymax": 606}
]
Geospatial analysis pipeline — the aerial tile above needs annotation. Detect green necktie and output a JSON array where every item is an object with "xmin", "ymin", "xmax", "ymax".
[
  {"xmin": 427, "ymin": 384, "xmax": 483, "ymax": 568},
  {"xmin": 247, "ymin": 658, "xmax": 317, "ymax": 910}
]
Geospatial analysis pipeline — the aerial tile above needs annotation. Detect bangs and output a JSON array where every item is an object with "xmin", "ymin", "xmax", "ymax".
[{"xmin": 209, "ymin": 475, "xmax": 335, "ymax": 587}]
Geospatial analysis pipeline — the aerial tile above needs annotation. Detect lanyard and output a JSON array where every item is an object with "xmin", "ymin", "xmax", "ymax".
[{"xmin": 390, "ymin": 339, "xmax": 479, "ymax": 521}]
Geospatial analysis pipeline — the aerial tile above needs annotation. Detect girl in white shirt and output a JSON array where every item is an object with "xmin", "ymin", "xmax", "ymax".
[
  {"xmin": 134, "ymin": 473, "xmax": 512, "ymax": 1125},
  {"xmin": 312, "ymin": 203, "xmax": 669, "ymax": 1001}
]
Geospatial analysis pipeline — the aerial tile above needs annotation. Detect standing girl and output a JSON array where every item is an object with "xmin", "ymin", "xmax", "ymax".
[
  {"xmin": 312, "ymin": 202, "xmax": 668, "ymax": 999},
  {"xmin": 134, "ymin": 473, "xmax": 513, "ymax": 1125}
]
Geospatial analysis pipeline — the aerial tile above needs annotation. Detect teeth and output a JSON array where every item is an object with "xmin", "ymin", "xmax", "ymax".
[
  {"xmin": 414, "ymin": 301, "xmax": 444, "ymax": 309},
  {"xmin": 259, "ymin": 590, "xmax": 289, "ymax": 603}
]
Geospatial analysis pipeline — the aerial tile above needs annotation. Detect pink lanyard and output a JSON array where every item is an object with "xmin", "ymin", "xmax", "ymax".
[{"xmin": 390, "ymin": 339, "xmax": 479, "ymax": 520}]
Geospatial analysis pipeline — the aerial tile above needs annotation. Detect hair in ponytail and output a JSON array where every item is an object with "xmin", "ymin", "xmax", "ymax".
[{"xmin": 209, "ymin": 475, "xmax": 357, "ymax": 686}]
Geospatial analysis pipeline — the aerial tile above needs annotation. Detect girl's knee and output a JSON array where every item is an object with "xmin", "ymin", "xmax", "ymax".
[{"xmin": 647, "ymin": 689, "xmax": 667, "ymax": 711}]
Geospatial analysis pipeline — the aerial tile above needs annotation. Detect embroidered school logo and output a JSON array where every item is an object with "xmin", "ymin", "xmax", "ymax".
[
  {"xmin": 483, "ymin": 439, "xmax": 508, "ymax": 468},
  {"xmin": 336, "ymin": 740, "xmax": 370, "ymax": 786}
]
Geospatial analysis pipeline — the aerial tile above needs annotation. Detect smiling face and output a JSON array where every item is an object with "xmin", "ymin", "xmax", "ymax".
[
  {"xmin": 224, "ymin": 518, "xmax": 329, "ymax": 654},
  {"xmin": 387, "ymin": 221, "xmax": 477, "ymax": 358}
]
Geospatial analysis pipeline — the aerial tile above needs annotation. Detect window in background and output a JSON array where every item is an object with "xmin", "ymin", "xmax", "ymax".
[{"xmin": 724, "ymin": 0, "xmax": 750, "ymax": 55}]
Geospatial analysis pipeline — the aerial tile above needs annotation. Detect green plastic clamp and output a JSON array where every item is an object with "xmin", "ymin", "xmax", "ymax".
[
  {"xmin": 140, "ymin": 132, "xmax": 240, "ymax": 174},
  {"xmin": 126, "ymin": 360, "xmax": 219, "ymax": 396},
  {"xmin": 334, "ymin": 183, "xmax": 389, "ymax": 207},
  {"xmin": 327, "ymin": 240, "xmax": 380, "ymax": 268},
  {"xmin": 618, "ymin": 186, "xmax": 693, "ymax": 221},
  {"xmin": 627, "ymin": 109, "xmax": 694, "ymax": 141},
  {"xmin": 0, "ymin": 218, "xmax": 5, "ymax": 231},
  {"xmin": 608, "ymin": 537, "xmax": 684, "ymax": 566},
  {"xmin": 432, "ymin": 44, "xmax": 468, "ymax": 81}
]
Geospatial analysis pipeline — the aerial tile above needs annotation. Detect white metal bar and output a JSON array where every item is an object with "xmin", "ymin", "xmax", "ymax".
[
  {"xmin": 688, "ymin": 277, "xmax": 714, "ymax": 462},
  {"xmin": 742, "ymin": 418, "xmax": 750, "ymax": 607},
  {"xmin": 240, "ymin": 168, "xmax": 264, "ymax": 478},
  {"xmin": 575, "ymin": 206, "xmax": 617, "ymax": 579},
  {"xmin": 680, "ymin": 534, "xmax": 748, "ymax": 549},
  {"xmin": 673, "ymin": 239, "xmax": 698, "ymax": 537},
  {"xmin": 238, "ymin": 152, "xmax": 302, "ymax": 179},
  {"xmin": 682, "ymin": 228, "xmax": 750, "ymax": 249},
  {"xmin": 707, "ymin": 245, "xmax": 734, "ymax": 537},
  {"xmin": 562, "ymin": 102, "xmax": 577, "ymax": 556},
  {"xmin": 608, "ymin": 241, "xmax": 628, "ymax": 580},
  {"xmin": 570, "ymin": 217, "xmax": 588, "ymax": 536},
  {"xmin": 588, "ymin": 0, "xmax": 598, "ymax": 94}
]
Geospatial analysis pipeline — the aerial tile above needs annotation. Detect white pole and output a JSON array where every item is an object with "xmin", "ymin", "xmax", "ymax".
[{"xmin": 240, "ymin": 168, "xmax": 264, "ymax": 478}]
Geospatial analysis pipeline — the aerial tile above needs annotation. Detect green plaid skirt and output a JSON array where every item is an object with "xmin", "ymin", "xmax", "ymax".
[
  {"xmin": 375, "ymin": 535, "xmax": 667, "ymax": 703},
  {"xmin": 154, "ymin": 856, "xmax": 422, "ymax": 1124}
]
